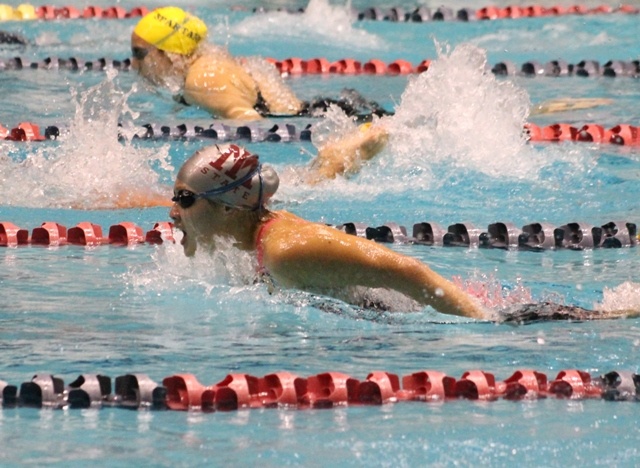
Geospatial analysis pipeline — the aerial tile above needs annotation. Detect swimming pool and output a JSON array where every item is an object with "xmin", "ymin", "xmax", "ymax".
[{"xmin": 1, "ymin": 0, "xmax": 640, "ymax": 465}]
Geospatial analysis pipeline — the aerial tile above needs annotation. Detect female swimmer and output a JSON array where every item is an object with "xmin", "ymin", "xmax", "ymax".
[
  {"xmin": 168, "ymin": 143, "xmax": 638, "ymax": 323},
  {"xmin": 130, "ymin": 6, "xmax": 389, "ymax": 121}
]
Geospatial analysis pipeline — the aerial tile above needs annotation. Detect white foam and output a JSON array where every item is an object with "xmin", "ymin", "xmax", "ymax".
[
  {"xmin": 0, "ymin": 70, "xmax": 173, "ymax": 209},
  {"xmin": 124, "ymin": 235, "xmax": 261, "ymax": 296},
  {"xmin": 277, "ymin": 42, "xmax": 561, "ymax": 206},
  {"xmin": 229, "ymin": 0, "xmax": 386, "ymax": 52},
  {"xmin": 596, "ymin": 281, "xmax": 640, "ymax": 313}
]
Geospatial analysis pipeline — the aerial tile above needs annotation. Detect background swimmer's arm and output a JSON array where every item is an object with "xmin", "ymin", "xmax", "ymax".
[
  {"xmin": 112, "ymin": 189, "xmax": 173, "ymax": 209},
  {"xmin": 530, "ymin": 97, "xmax": 613, "ymax": 115},
  {"xmin": 262, "ymin": 220, "xmax": 487, "ymax": 319},
  {"xmin": 240, "ymin": 57, "xmax": 304, "ymax": 115},
  {"xmin": 68, "ymin": 188, "xmax": 173, "ymax": 210},
  {"xmin": 183, "ymin": 56, "xmax": 263, "ymax": 120},
  {"xmin": 309, "ymin": 124, "xmax": 389, "ymax": 180}
]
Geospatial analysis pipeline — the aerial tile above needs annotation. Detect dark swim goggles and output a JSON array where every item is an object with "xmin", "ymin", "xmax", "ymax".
[
  {"xmin": 172, "ymin": 164, "xmax": 263, "ymax": 209},
  {"xmin": 131, "ymin": 46, "xmax": 150, "ymax": 61}
]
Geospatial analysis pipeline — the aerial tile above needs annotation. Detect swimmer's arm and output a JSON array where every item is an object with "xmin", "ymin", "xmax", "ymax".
[
  {"xmin": 183, "ymin": 57, "xmax": 263, "ymax": 120},
  {"xmin": 262, "ymin": 223, "xmax": 486, "ymax": 319},
  {"xmin": 240, "ymin": 57, "xmax": 304, "ymax": 115},
  {"xmin": 112, "ymin": 189, "xmax": 174, "ymax": 209},
  {"xmin": 67, "ymin": 188, "xmax": 173, "ymax": 210},
  {"xmin": 309, "ymin": 124, "xmax": 389, "ymax": 181}
]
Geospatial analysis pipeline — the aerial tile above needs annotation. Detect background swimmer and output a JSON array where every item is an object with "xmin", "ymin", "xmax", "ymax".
[{"xmin": 131, "ymin": 6, "xmax": 389, "ymax": 121}]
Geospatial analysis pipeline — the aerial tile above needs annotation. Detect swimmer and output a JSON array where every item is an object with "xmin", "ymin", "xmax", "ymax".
[
  {"xmin": 168, "ymin": 143, "xmax": 640, "ymax": 323},
  {"xmin": 0, "ymin": 31, "xmax": 27, "ymax": 45},
  {"xmin": 130, "ymin": 7, "xmax": 389, "ymax": 121}
]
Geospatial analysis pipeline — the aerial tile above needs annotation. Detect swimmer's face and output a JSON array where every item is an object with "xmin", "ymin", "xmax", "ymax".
[
  {"xmin": 130, "ymin": 33, "xmax": 176, "ymax": 86},
  {"xmin": 169, "ymin": 179, "xmax": 230, "ymax": 257}
]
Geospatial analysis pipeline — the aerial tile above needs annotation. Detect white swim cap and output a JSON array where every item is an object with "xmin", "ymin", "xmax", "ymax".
[{"xmin": 177, "ymin": 144, "xmax": 279, "ymax": 210}]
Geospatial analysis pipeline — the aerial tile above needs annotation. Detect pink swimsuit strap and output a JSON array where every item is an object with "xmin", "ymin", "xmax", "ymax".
[{"xmin": 255, "ymin": 218, "xmax": 279, "ymax": 273}]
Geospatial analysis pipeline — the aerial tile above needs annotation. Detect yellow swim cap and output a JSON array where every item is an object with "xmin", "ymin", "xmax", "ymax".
[{"xmin": 133, "ymin": 6, "xmax": 207, "ymax": 56}]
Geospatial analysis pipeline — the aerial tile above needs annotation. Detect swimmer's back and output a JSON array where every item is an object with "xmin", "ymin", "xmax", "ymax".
[{"xmin": 183, "ymin": 51, "xmax": 262, "ymax": 120}]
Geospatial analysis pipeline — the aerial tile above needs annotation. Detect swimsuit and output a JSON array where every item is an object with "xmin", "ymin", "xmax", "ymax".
[{"xmin": 255, "ymin": 218, "xmax": 279, "ymax": 274}]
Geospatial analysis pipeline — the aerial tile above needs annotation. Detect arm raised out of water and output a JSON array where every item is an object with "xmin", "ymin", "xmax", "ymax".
[
  {"xmin": 309, "ymin": 123, "xmax": 389, "ymax": 181},
  {"xmin": 259, "ymin": 211, "xmax": 487, "ymax": 319}
]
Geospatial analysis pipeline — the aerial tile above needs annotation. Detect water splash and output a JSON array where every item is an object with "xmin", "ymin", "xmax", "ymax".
[
  {"xmin": 596, "ymin": 281, "xmax": 640, "ymax": 313},
  {"xmin": 229, "ymin": 0, "xmax": 386, "ymax": 51},
  {"xmin": 278, "ymin": 42, "xmax": 541, "ymax": 204},
  {"xmin": 385, "ymin": 42, "xmax": 535, "ymax": 179},
  {"xmin": 0, "ymin": 70, "xmax": 173, "ymax": 209},
  {"xmin": 124, "ymin": 234, "xmax": 260, "ymax": 295}
]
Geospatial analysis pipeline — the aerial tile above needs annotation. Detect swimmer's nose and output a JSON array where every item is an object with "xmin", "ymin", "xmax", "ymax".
[{"xmin": 169, "ymin": 204, "xmax": 180, "ymax": 221}]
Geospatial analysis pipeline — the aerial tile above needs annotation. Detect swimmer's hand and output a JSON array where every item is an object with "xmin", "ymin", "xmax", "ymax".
[
  {"xmin": 530, "ymin": 97, "xmax": 613, "ymax": 115},
  {"xmin": 309, "ymin": 123, "xmax": 389, "ymax": 182},
  {"xmin": 499, "ymin": 302, "xmax": 640, "ymax": 324}
]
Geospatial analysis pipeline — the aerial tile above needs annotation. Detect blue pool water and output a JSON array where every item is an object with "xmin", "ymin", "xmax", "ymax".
[{"xmin": 1, "ymin": 0, "xmax": 640, "ymax": 465}]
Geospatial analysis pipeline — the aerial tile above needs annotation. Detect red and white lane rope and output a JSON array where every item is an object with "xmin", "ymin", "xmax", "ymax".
[
  {"xmin": 1, "ymin": 4, "xmax": 637, "ymax": 23},
  {"xmin": 1, "ymin": 219, "xmax": 637, "ymax": 250},
  {"xmin": 1, "ymin": 368, "xmax": 637, "ymax": 410},
  {"xmin": 2, "ymin": 121, "xmax": 640, "ymax": 147},
  {"xmin": 1, "ymin": 55, "xmax": 638, "ymax": 78}
]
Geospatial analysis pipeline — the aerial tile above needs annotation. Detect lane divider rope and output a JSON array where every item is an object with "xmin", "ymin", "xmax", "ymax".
[
  {"xmin": 0, "ymin": 4, "xmax": 147, "ymax": 21},
  {"xmin": 1, "ymin": 368, "xmax": 638, "ymax": 410},
  {"xmin": 2, "ymin": 121, "xmax": 640, "ymax": 147},
  {"xmin": 1, "ymin": 220, "xmax": 637, "ymax": 250},
  {"xmin": 1, "ymin": 55, "xmax": 639, "ymax": 78},
  {"xmin": 253, "ymin": 4, "xmax": 640, "ymax": 22},
  {"xmin": 2, "ymin": 3, "xmax": 637, "ymax": 23}
]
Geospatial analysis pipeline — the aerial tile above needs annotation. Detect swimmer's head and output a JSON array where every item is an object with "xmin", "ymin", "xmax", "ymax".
[
  {"xmin": 176, "ymin": 144, "xmax": 279, "ymax": 210},
  {"xmin": 133, "ymin": 6, "xmax": 207, "ymax": 56}
]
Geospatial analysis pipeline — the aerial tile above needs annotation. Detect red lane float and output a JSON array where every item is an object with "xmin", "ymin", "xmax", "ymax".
[
  {"xmin": 31, "ymin": 5, "xmax": 147, "ymax": 20},
  {"xmin": 1, "ymin": 368, "xmax": 636, "ymax": 411},
  {"xmin": 525, "ymin": 123, "xmax": 640, "ymax": 146},
  {"xmin": 0, "ymin": 221, "xmax": 175, "ymax": 247},
  {"xmin": 0, "ymin": 222, "xmax": 29, "ymax": 247},
  {"xmin": 502, "ymin": 370, "xmax": 548, "ymax": 400},
  {"xmin": 402, "ymin": 370, "xmax": 456, "ymax": 401},
  {"xmin": 163, "ymin": 374, "xmax": 208, "ymax": 411}
]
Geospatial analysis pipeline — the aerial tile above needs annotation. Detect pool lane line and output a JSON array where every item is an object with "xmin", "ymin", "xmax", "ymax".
[
  {"xmin": 1, "ymin": 56, "xmax": 639, "ymax": 78},
  {"xmin": 1, "ymin": 369, "xmax": 637, "ymax": 410},
  {"xmin": 253, "ymin": 4, "xmax": 640, "ymax": 22},
  {"xmin": 2, "ymin": 121, "xmax": 640, "ymax": 147},
  {"xmin": 1, "ymin": 220, "xmax": 637, "ymax": 250},
  {"xmin": 0, "ymin": 4, "xmax": 147, "ymax": 21},
  {"xmin": 1, "ymin": 3, "xmax": 637, "ymax": 23}
]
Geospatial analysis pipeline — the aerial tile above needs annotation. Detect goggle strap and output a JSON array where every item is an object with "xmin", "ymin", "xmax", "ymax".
[{"xmin": 197, "ymin": 164, "xmax": 261, "ymax": 199}]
